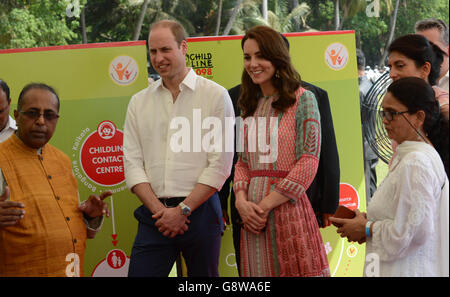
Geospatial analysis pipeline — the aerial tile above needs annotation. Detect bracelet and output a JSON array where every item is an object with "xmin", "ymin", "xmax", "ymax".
[{"xmin": 365, "ymin": 221, "xmax": 373, "ymax": 237}]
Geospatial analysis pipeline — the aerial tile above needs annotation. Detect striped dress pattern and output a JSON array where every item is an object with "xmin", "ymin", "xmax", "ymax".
[{"xmin": 234, "ymin": 87, "xmax": 330, "ymax": 277}]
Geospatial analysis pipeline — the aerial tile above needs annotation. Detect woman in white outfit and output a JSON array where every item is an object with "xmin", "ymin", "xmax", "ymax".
[{"xmin": 330, "ymin": 77, "xmax": 449, "ymax": 277}]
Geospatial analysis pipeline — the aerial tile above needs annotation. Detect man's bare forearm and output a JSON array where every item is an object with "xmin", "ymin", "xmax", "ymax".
[
  {"xmin": 131, "ymin": 182, "xmax": 164, "ymax": 214},
  {"xmin": 183, "ymin": 183, "xmax": 217, "ymax": 212}
]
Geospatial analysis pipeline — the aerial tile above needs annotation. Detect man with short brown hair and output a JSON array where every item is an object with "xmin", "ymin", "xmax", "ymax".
[{"xmin": 124, "ymin": 20, "xmax": 234, "ymax": 277}]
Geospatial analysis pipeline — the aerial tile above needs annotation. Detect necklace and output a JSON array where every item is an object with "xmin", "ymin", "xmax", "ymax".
[{"xmin": 261, "ymin": 93, "xmax": 277, "ymax": 117}]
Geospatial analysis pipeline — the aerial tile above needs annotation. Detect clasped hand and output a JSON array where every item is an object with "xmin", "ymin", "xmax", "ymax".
[
  {"xmin": 329, "ymin": 209, "xmax": 367, "ymax": 244},
  {"xmin": 153, "ymin": 207, "xmax": 190, "ymax": 238},
  {"xmin": 236, "ymin": 199, "xmax": 269, "ymax": 235}
]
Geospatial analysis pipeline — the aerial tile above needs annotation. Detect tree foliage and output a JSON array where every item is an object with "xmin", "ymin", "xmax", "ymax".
[
  {"xmin": 0, "ymin": 0, "xmax": 448, "ymax": 66},
  {"xmin": 0, "ymin": 0, "xmax": 81, "ymax": 48}
]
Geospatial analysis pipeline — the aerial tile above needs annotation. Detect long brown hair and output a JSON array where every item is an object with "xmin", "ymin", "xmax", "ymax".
[{"xmin": 238, "ymin": 26, "xmax": 302, "ymax": 118}]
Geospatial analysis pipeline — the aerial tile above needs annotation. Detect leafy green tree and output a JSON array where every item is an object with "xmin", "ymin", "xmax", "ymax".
[
  {"xmin": 0, "ymin": 0, "xmax": 81, "ymax": 49},
  {"xmin": 81, "ymin": 0, "xmax": 142, "ymax": 43},
  {"xmin": 1, "ymin": 0, "xmax": 448, "ymax": 67},
  {"xmin": 267, "ymin": 0, "xmax": 310, "ymax": 32},
  {"xmin": 222, "ymin": 0, "xmax": 311, "ymax": 35},
  {"xmin": 303, "ymin": 0, "xmax": 449, "ymax": 67}
]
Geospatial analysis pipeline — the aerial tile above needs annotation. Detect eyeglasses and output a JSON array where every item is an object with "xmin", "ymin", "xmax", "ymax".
[
  {"xmin": 19, "ymin": 110, "xmax": 60, "ymax": 121},
  {"xmin": 378, "ymin": 109, "xmax": 409, "ymax": 122}
]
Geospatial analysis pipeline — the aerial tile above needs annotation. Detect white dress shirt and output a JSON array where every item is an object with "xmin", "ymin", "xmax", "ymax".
[
  {"xmin": 0, "ymin": 116, "xmax": 16, "ymax": 143},
  {"xmin": 123, "ymin": 68, "xmax": 234, "ymax": 198}
]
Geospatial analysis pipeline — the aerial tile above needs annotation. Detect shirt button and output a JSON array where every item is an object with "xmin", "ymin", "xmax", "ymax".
[
  {"xmin": 66, "ymin": 217, "xmax": 70, "ymax": 221},
  {"xmin": 56, "ymin": 196, "xmax": 60, "ymax": 200},
  {"xmin": 48, "ymin": 175, "xmax": 52, "ymax": 179},
  {"xmin": 73, "ymin": 239, "xmax": 77, "ymax": 244}
]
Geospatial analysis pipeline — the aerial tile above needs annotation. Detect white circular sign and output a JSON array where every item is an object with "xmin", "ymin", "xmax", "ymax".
[
  {"xmin": 109, "ymin": 55, "xmax": 139, "ymax": 85},
  {"xmin": 325, "ymin": 42, "xmax": 349, "ymax": 71}
]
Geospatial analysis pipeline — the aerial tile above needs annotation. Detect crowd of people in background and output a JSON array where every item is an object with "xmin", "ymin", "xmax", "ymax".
[{"xmin": 364, "ymin": 65, "xmax": 390, "ymax": 84}]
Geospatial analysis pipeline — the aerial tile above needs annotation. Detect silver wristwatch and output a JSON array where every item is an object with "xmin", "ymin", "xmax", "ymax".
[{"xmin": 179, "ymin": 202, "xmax": 191, "ymax": 216}]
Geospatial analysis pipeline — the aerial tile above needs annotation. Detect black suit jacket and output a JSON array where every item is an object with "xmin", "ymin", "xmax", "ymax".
[{"xmin": 219, "ymin": 82, "xmax": 340, "ymax": 227}]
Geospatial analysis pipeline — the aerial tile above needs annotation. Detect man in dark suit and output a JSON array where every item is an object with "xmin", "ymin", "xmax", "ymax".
[{"xmin": 219, "ymin": 84, "xmax": 242, "ymax": 274}]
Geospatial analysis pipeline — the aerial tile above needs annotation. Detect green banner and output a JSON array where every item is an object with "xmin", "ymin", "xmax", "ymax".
[
  {"xmin": 0, "ymin": 30, "xmax": 366, "ymax": 277},
  {"xmin": 1, "ymin": 41, "xmax": 148, "ymax": 276},
  {"xmin": 186, "ymin": 31, "xmax": 366, "ymax": 277}
]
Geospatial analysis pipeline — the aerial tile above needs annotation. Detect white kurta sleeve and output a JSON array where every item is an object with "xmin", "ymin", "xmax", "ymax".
[{"xmin": 370, "ymin": 156, "xmax": 437, "ymax": 262}]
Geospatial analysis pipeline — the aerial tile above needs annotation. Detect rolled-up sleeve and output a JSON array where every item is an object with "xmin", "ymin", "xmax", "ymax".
[
  {"xmin": 123, "ymin": 95, "xmax": 149, "ymax": 190},
  {"xmin": 197, "ymin": 89, "xmax": 235, "ymax": 190}
]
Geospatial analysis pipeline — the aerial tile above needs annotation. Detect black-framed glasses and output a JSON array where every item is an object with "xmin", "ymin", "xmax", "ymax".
[
  {"xmin": 19, "ymin": 110, "xmax": 60, "ymax": 121},
  {"xmin": 378, "ymin": 109, "xmax": 409, "ymax": 122}
]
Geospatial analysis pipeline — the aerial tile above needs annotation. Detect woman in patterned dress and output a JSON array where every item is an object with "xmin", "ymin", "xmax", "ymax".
[{"xmin": 233, "ymin": 25, "xmax": 330, "ymax": 277}]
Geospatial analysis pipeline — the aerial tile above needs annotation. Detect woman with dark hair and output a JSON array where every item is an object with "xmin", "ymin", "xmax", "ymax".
[
  {"xmin": 233, "ymin": 25, "xmax": 329, "ymax": 277},
  {"xmin": 331, "ymin": 77, "xmax": 449, "ymax": 277},
  {"xmin": 388, "ymin": 34, "xmax": 449, "ymax": 119}
]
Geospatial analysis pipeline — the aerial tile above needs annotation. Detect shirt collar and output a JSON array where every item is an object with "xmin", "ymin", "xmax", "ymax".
[
  {"xmin": 180, "ymin": 68, "xmax": 197, "ymax": 91},
  {"xmin": 154, "ymin": 68, "xmax": 197, "ymax": 92},
  {"xmin": 1, "ymin": 116, "xmax": 16, "ymax": 133},
  {"xmin": 8, "ymin": 116, "xmax": 17, "ymax": 130},
  {"xmin": 11, "ymin": 133, "xmax": 45, "ymax": 155}
]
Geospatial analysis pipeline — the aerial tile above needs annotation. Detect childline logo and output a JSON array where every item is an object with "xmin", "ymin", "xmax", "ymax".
[
  {"xmin": 325, "ymin": 42, "xmax": 349, "ymax": 71},
  {"xmin": 80, "ymin": 121, "xmax": 125, "ymax": 187},
  {"xmin": 109, "ymin": 56, "xmax": 139, "ymax": 86},
  {"xmin": 71, "ymin": 121, "xmax": 127, "ymax": 194},
  {"xmin": 186, "ymin": 52, "xmax": 214, "ymax": 79}
]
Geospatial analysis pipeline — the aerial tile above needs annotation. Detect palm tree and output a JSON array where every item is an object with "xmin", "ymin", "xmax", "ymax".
[
  {"xmin": 223, "ymin": 0, "xmax": 311, "ymax": 35},
  {"xmin": 215, "ymin": 0, "xmax": 224, "ymax": 35},
  {"xmin": 223, "ymin": 0, "xmax": 243, "ymax": 35},
  {"xmin": 143, "ymin": 0, "xmax": 197, "ymax": 36},
  {"xmin": 267, "ymin": 2, "xmax": 310, "ymax": 32},
  {"xmin": 378, "ymin": 0, "xmax": 400, "ymax": 66},
  {"xmin": 262, "ymin": 0, "xmax": 268, "ymax": 22},
  {"xmin": 132, "ymin": 0, "xmax": 150, "ymax": 40},
  {"xmin": 334, "ymin": 0, "xmax": 367, "ymax": 30}
]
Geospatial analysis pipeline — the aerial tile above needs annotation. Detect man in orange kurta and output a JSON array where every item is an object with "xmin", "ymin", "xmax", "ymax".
[{"xmin": 0, "ymin": 83, "xmax": 110, "ymax": 276}]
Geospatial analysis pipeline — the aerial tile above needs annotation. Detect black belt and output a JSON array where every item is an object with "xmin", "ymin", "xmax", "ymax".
[{"xmin": 158, "ymin": 197, "xmax": 186, "ymax": 208}]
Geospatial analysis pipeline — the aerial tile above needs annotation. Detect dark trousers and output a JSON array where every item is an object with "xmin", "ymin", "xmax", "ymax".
[{"xmin": 128, "ymin": 193, "xmax": 224, "ymax": 277}]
